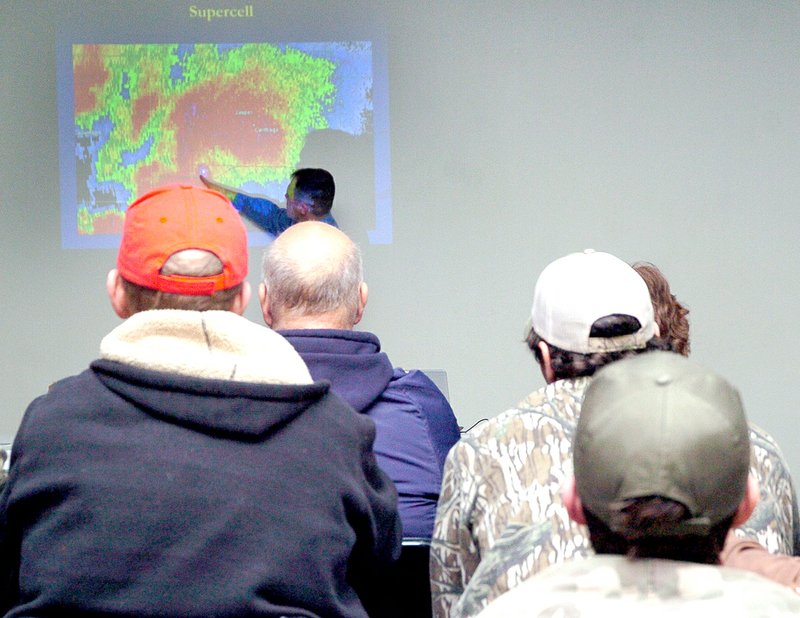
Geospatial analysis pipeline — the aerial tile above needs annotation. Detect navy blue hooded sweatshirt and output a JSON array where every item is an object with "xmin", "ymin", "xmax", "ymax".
[{"xmin": 280, "ymin": 329, "xmax": 461, "ymax": 539}]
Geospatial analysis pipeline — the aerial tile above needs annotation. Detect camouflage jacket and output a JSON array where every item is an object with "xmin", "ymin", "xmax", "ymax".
[
  {"xmin": 737, "ymin": 422, "xmax": 800, "ymax": 556},
  {"xmin": 473, "ymin": 555, "xmax": 800, "ymax": 617},
  {"xmin": 430, "ymin": 377, "xmax": 799, "ymax": 618}
]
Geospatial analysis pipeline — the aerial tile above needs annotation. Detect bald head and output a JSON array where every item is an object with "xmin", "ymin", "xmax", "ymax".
[{"xmin": 260, "ymin": 222, "xmax": 366, "ymax": 330}]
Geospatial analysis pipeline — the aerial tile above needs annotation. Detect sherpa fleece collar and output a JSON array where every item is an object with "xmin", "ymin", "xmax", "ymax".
[{"xmin": 100, "ymin": 309, "xmax": 312, "ymax": 385}]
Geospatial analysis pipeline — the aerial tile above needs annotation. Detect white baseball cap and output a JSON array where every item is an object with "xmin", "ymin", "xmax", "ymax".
[{"xmin": 531, "ymin": 249, "xmax": 655, "ymax": 354}]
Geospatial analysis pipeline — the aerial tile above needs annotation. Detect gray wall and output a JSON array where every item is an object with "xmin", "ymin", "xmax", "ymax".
[{"xmin": 2, "ymin": 1, "xmax": 799, "ymax": 474}]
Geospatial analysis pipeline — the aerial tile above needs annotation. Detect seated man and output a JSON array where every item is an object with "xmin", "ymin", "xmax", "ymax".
[
  {"xmin": 0, "ymin": 184, "xmax": 400, "ymax": 617},
  {"xmin": 431, "ymin": 250, "xmax": 668, "ymax": 618},
  {"xmin": 201, "ymin": 167, "xmax": 337, "ymax": 235},
  {"xmin": 259, "ymin": 221, "xmax": 461, "ymax": 539},
  {"xmin": 476, "ymin": 352, "xmax": 800, "ymax": 616}
]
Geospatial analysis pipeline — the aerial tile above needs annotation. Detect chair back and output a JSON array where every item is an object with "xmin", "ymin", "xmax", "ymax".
[{"xmin": 387, "ymin": 537, "xmax": 432, "ymax": 618}]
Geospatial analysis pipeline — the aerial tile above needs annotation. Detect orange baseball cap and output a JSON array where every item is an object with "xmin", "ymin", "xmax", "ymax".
[{"xmin": 117, "ymin": 184, "xmax": 248, "ymax": 295}]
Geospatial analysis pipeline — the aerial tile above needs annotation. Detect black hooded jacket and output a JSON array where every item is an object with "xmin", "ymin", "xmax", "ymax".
[{"xmin": 0, "ymin": 349, "xmax": 400, "ymax": 617}]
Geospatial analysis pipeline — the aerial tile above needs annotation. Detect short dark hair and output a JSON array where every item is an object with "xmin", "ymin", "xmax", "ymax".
[
  {"xmin": 526, "ymin": 314, "xmax": 670, "ymax": 380},
  {"xmin": 584, "ymin": 497, "xmax": 734, "ymax": 565},
  {"xmin": 292, "ymin": 168, "xmax": 335, "ymax": 217}
]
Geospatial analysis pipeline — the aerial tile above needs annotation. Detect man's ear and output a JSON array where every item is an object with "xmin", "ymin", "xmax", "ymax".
[
  {"xmin": 295, "ymin": 202, "xmax": 311, "ymax": 221},
  {"xmin": 353, "ymin": 282, "xmax": 369, "ymax": 325},
  {"xmin": 537, "ymin": 341, "xmax": 556, "ymax": 383},
  {"xmin": 230, "ymin": 281, "xmax": 251, "ymax": 316},
  {"xmin": 258, "ymin": 282, "xmax": 274, "ymax": 327},
  {"xmin": 106, "ymin": 269, "xmax": 132, "ymax": 319},
  {"xmin": 732, "ymin": 474, "xmax": 760, "ymax": 527},
  {"xmin": 562, "ymin": 476, "xmax": 587, "ymax": 525}
]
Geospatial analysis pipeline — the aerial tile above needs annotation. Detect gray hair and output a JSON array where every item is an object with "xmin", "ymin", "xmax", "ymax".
[{"xmin": 262, "ymin": 236, "xmax": 363, "ymax": 322}]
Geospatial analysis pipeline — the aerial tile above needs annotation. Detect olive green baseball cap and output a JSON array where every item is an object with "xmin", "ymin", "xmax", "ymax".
[{"xmin": 574, "ymin": 351, "xmax": 751, "ymax": 536}]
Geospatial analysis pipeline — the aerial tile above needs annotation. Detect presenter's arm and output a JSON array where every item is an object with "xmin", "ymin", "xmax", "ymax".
[
  {"xmin": 199, "ymin": 174, "xmax": 291, "ymax": 235},
  {"xmin": 199, "ymin": 174, "xmax": 242, "ymax": 203}
]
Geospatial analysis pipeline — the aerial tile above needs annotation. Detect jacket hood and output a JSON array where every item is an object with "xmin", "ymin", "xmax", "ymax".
[
  {"xmin": 101, "ymin": 310, "xmax": 313, "ymax": 384},
  {"xmin": 280, "ymin": 329, "xmax": 393, "ymax": 413},
  {"xmin": 94, "ymin": 310, "xmax": 321, "ymax": 437},
  {"xmin": 91, "ymin": 359, "xmax": 331, "ymax": 437}
]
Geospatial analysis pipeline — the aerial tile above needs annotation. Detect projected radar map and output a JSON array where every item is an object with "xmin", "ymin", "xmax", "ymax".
[{"xmin": 69, "ymin": 42, "xmax": 373, "ymax": 245}]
